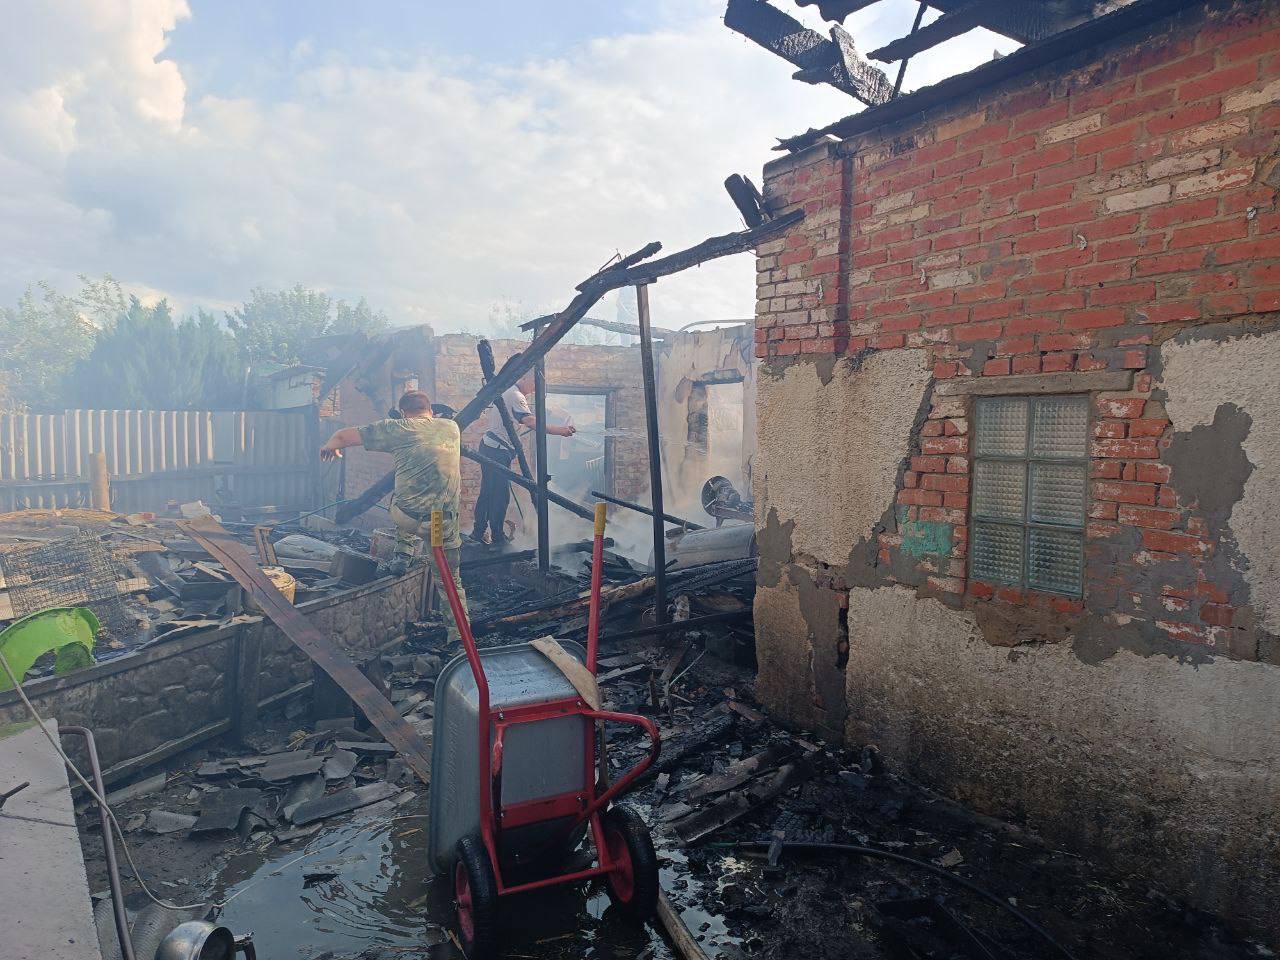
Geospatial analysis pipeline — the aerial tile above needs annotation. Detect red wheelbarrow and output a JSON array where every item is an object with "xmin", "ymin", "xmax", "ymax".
[{"xmin": 427, "ymin": 505, "xmax": 661, "ymax": 959}]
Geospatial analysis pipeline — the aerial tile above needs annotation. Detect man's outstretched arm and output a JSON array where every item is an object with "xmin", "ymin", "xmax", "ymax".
[
  {"xmin": 320, "ymin": 426, "xmax": 364, "ymax": 461},
  {"xmin": 513, "ymin": 411, "xmax": 575, "ymax": 438}
]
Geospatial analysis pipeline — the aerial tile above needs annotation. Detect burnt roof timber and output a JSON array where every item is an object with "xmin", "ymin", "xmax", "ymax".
[
  {"xmin": 724, "ymin": 0, "xmax": 894, "ymax": 104},
  {"xmin": 776, "ymin": 0, "xmax": 1206, "ymax": 153},
  {"xmin": 795, "ymin": 0, "xmax": 885, "ymax": 19},
  {"xmin": 796, "ymin": 1, "xmax": 1096, "ymax": 45},
  {"xmin": 870, "ymin": 1, "xmax": 1003, "ymax": 62}
]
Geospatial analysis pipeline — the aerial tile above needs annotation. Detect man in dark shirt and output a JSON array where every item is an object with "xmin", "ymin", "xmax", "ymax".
[{"xmin": 471, "ymin": 373, "xmax": 575, "ymax": 545}]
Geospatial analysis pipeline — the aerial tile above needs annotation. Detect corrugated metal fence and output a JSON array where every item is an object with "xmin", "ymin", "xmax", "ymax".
[{"xmin": 0, "ymin": 409, "xmax": 320, "ymax": 514}]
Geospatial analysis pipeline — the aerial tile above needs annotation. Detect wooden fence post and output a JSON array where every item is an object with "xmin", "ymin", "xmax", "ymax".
[{"xmin": 89, "ymin": 452, "xmax": 110, "ymax": 510}]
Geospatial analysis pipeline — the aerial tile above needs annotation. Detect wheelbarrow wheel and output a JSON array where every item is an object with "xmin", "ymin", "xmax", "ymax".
[
  {"xmin": 454, "ymin": 835, "xmax": 499, "ymax": 959},
  {"xmin": 602, "ymin": 805, "xmax": 658, "ymax": 921}
]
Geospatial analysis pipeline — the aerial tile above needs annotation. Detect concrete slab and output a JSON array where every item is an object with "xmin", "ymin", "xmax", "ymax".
[{"xmin": 0, "ymin": 719, "xmax": 103, "ymax": 960}]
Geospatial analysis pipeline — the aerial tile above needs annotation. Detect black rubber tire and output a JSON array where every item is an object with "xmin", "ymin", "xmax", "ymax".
[
  {"xmin": 602, "ymin": 804, "xmax": 660, "ymax": 921},
  {"xmin": 454, "ymin": 835, "xmax": 501, "ymax": 960}
]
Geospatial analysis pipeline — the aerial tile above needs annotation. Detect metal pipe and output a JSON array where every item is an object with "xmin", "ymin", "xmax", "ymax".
[
  {"xmin": 635, "ymin": 284, "xmax": 668, "ymax": 625},
  {"xmin": 893, "ymin": 1, "xmax": 928, "ymax": 98},
  {"xmin": 461, "ymin": 445, "xmax": 594, "ymax": 522},
  {"xmin": 533, "ymin": 322, "xmax": 551, "ymax": 573},
  {"xmin": 589, "ymin": 490, "xmax": 705, "ymax": 530},
  {"xmin": 59, "ymin": 726, "xmax": 135, "ymax": 960}
]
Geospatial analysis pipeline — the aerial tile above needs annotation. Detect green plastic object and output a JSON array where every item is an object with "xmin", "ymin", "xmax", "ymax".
[{"xmin": 0, "ymin": 607, "xmax": 99, "ymax": 691}]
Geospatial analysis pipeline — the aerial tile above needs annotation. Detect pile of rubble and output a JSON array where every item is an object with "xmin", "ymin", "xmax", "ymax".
[{"xmin": 0, "ymin": 506, "xmax": 387, "ymax": 676}]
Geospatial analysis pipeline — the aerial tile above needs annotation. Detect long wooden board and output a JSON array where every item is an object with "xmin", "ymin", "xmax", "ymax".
[{"xmin": 177, "ymin": 515, "xmax": 433, "ymax": 785}]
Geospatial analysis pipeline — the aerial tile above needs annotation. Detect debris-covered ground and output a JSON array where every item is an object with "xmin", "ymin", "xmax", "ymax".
[
  {"xmin": 77, "ymin": 559, "xmax": 1273, "ymax": 960},
  {"xmin": 0, "ymin": 506, "xmax": 382, "ymax": 672}
]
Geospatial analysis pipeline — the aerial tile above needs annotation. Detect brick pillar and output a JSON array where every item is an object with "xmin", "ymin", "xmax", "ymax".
[{"xmin": 756, "ymin": 141, "xmax": 852, "ymax": 360}]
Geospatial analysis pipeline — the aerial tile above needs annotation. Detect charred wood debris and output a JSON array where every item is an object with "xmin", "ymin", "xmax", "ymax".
[
  {"xmin": 84, "ymin": 549, "xmax": 1262, "ymax": 960},
  {"xmin": 24, "ymin": 160, "xmax": 1262, "ymax": 960}
]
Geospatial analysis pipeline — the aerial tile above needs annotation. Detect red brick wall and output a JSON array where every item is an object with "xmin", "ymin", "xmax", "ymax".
[{"xmin": 758, "ymin": 0, "xmax": 1280, "ymax": 660}]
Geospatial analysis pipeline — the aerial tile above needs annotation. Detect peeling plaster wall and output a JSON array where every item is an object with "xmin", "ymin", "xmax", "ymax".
[
  {"xmin": 749, "ymin": 1, "xmax": 1280, "ymax": 938},
  {"xmin": 754, "ymin": 349, "xmax": 931, "ymax": 568},
  {"xmin": 1160, "ymin": 330, "xmax": 1280, "ymax": 635},
  {"xmin": 843, "ymin": 584, "xmax": 1280, "ymax": 939}
]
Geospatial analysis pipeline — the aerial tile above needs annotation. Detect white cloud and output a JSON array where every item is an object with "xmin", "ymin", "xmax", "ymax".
[{"xmin": 0, "ymin": 0, "xmax": 1014, "ymax": 333}]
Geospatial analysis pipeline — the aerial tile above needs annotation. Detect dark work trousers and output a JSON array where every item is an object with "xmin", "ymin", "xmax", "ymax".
[{"xmin": 472, "ymin": 442, "xmax": 518, "ymax": 541}]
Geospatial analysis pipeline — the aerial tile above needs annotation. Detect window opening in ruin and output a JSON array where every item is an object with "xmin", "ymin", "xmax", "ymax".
[
  {"xmin": 546, "ymin": 389, "xmax": 611, "ymax": 500},
  {"xmin": 970, "ymin": 394, "xmax": 1088, "ymax": 596},
  {"xmin": 687, "ymin": 383, "xmax": 710, "ymax": 452},
  {"xmin": 687, "ymin": 374, "xmax": 746, "ymax": 492}
]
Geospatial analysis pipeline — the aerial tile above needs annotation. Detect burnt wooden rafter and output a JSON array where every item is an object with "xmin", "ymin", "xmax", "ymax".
[
  {"xmin": 789, "ymin": 0, "xmax": 1101, "ymax": 62},
  {"xmin": 334, "ymin": 209, "xmax": 804, "ymax": 525},
  {"xmin": 795, "ymin": 0, "xmax": 882, "ymax": 20},
  {"xmin": 870, "ymin": 0, "xmax": 1004, "ymax": 62},
  {"xmin": 724, "ymin": 0, "xmax": 893, "ymax": 105},
  {"xmin": 870, "ymin": 0, "xmax": 1081, "ymax": 62}
]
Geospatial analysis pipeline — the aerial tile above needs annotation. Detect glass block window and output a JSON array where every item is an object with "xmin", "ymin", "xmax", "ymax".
[{"xmin": 970, "ymin": 395, "xmax": 1088, "ymax": 596}]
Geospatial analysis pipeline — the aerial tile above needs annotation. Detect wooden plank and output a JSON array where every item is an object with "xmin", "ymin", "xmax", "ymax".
[
  {"xmin": 177, "ymin": 514, "xmax": 433, "ymax": 785},
  {"xmin": 529, "ymin": 635, "xmax": 600, "ymax": 710}
]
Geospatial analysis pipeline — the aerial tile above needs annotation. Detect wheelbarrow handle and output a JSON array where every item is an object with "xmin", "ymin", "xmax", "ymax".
[
  {"xmin": 431, "ymin": 514, "xmax": 497, "ymax": 834},
  {"xmin": 575, "ymin": 709, "xmax": 661, "ymax": 824}
]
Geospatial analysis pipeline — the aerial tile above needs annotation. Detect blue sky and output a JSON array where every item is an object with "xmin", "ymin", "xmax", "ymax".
[
  {"xmin": 0, "ymin": 0, "xmax": 1014, "ymax": 333},
  {"xmin": 168, "ymin": 1, "xmax": 655, "ymax": 94}
]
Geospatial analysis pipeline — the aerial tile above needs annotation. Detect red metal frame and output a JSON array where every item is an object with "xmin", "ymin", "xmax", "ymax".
[{"xmin": 431, "ymin": 506, "xmax": 659, "ymax": 899}]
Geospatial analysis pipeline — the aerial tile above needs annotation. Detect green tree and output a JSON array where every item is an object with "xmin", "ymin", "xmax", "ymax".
[
  {"xmin": 0, "ymin": 282, "xmax": 96, "ymax": 410},
  {"xmin": 227, "ymin": 284, "xmax": 390, "ymax": 368},
  {"xmin": 67, "ymin": 298, "xmax": 244, "ymax": 409}
]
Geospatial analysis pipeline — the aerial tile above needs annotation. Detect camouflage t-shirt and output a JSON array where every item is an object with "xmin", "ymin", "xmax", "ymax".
[{"xmin": 359, "ymin": 416, "xmax": 461, "ymax": 548}]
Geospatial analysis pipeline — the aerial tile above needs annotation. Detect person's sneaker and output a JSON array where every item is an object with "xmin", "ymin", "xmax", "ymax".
[{"xmin": 490, "ymin": 532, "xmax": 511, "ymax": 548}]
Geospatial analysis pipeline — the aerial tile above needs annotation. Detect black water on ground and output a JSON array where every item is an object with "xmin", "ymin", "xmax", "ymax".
[{"xmin": 207, "ymin": 806, "xmax": 730, "ymax": 959}]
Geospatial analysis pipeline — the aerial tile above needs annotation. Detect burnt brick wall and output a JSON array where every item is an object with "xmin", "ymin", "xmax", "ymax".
[
  {"xmin": 430, "ymin": 334, "xmax": 647, "ymax": 535},
  {"xmin": 758, "ymin": 0, "xmax": 1280, "ymax": 660}
]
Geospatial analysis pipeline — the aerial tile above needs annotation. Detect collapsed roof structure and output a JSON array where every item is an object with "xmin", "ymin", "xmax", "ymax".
[{"xmin": 725, "ymin": 0, "xmax": 1207, "ymax": 150}]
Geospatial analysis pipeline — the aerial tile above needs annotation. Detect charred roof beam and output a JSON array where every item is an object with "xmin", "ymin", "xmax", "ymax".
[
  {"xmin": 797, "ymin": 0, "xmax": 1100, "ymax": 50},
  {"xmin": 870, "ymin": 1, "xmax": 1089, "ymax": 61},
  {"xmin": 724, "ymin": 0, "xmax": 894, "ymax": 106},
  {"xmin": 870, "ymin": 0, "xmax": 1006, "ymax": 61},
  {"xmin": 795, "ymin": 0, "xmax": 885, "ymax": 20}
]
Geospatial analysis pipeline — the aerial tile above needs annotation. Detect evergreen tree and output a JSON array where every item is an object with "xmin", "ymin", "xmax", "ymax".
[
  {"xmin": 67, "ymin": 299, "xmax": 244, "ymax": 409},
  {"xmin": 227, "ymin": 284, "xmax": 390, "ymax": 368},
  {"xmin": 0, "ymin": 282, "xmax": 96, "ymax": 410}
]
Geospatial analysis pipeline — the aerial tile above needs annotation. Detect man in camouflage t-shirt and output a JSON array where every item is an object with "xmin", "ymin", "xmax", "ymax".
[{"xmin": 320, "ymin": 390, "xmax": 467, "ymax": 636}]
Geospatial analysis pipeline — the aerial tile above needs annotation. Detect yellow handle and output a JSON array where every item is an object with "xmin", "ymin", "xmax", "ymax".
[
  {"xmin": 430, "ymin": 510, "xmax": 443, "ymax": 548},
  {"xmin": 594, "ymin": 502, "xmax": 607, "ymax": 537}
]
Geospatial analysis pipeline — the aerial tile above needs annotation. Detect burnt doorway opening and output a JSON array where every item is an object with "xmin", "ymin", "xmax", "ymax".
[{"xmin": 546, "ymin": 388, "xmax": 613, "ymax": 502}]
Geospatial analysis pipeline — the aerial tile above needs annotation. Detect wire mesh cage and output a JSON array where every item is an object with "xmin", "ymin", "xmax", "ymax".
[{"xmin": 0, "ymin": 536, "xmax": 136, "ymax": 642}]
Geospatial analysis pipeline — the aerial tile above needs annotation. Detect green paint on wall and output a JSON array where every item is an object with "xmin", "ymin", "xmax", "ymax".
[{"xmin": 898, "ymin": 506, "xmax": 953, "ymax": 559}]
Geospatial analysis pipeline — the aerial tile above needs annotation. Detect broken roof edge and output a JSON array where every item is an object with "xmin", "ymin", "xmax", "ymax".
[{"xmin": 775, "ymin": 0, "xmax": 1208, "ymax": 154}]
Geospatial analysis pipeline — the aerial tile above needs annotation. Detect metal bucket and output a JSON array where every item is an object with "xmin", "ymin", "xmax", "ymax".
[{"xmin": 428, "ymin": 640, "xmax": 590, "ymax": 875}]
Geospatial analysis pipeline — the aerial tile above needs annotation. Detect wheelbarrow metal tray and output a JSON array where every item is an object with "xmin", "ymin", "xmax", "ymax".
[{"xmin": 428, "ymin": 639, "xmax": 589, "ymax": 874}]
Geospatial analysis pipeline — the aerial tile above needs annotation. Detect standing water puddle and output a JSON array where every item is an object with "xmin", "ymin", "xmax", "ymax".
[
  {"xmin": 210, "ymin": 813, "xmax": 448, "ymax": 958},
  {"xmin": 205, "ymin": 810, "xmax": 732, "ymax": 959}
]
